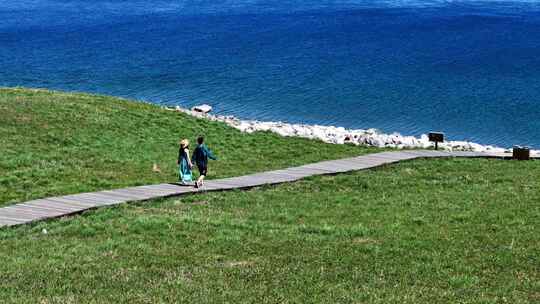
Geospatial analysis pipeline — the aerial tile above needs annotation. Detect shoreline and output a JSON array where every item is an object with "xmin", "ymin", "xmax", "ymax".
[{"xmin": 166, "ymin": 105, "xmax": 538, "ymax": 154}]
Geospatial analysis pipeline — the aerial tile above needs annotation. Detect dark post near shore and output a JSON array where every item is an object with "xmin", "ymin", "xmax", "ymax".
[
  {"xmin": 513, "ymin": 146, "xmax": 530, "ymax": 160},
  {"xmin": 428, "ymin": 132, "xmax": 444, "ymax": 150}
]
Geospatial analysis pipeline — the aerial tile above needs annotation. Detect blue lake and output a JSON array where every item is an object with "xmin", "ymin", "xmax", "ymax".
[{"xmin": 2, "ymin": 0, "xmax": 540, "ymax": 148}]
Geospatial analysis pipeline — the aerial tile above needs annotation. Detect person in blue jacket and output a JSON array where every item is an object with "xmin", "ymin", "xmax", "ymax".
[{"xmin": 192, "ymin": 136, "xmax": 217, "ymax": 188}]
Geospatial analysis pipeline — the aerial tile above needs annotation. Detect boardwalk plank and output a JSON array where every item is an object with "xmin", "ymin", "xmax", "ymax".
[
  {"xmin": 46, "ymin": 197, "xmax": 104, "ymax": 209},
  {"xmin": 130, "ymin": 185, "xmax": 195, "ymax": 196},
  {"xmin": 366, "ymin": 152, "xmax": 415, "ymax": 161},
  {"xmin": 70, "ymin": 193, "xmax": 125, "ymax": 204},
  {"xmin": 50, "ymin": 197, "xmax": 110, "ymax": 208},
  {"xmin": 107, "ymin": 187, "xmax": 192, "ymax": 202},
  {"xmin": 280, "ymin": 167, "xmax": 338, "ymax": 177},
  {"xmin": 216, "ymin": 177, "xmax": 271, "ymax": 188},
  {"xmin": 217, "ymin": 179, "xmax": 267, "ymax": 188},
  {"xmin": 298, "ymin": 165, "xmax": 339, "ymax": 173},
  {"xmin": 2, "ymin": 206, "xmax": 62, "ymax": 217},
  {"xmin": 326, "ymin": 158, "xmax": 386, "ymax": 169},
  {"xmin": 266, "ymin": 169, "xmax": 308, "ymax": 178},
  {"xmin": 350, "ymin": 156, "xmax": 395, "ymax": 164},
  {"xmin": 130, "ymin": 186, "xmax": 179, "ymax": 195},
  {"xmin": 123, "ymin": 185, "xmax": 174, "ymax": 193},
  {"xmin": 56, "ymin": 194, "xmax": 114, "ymax": 206},
  {"xmin": 249, "ymin": 173, "xmax": 299, "ymax": 184},
  {"xmin": 400, "ymin": 150, "xmax": 437, "ymax": 157},
  {"xmin": 302, "ymin": 162, "xmax": 356, "ymax": 173},
  {"xmin": 346, "ymin": 161, "xmax": 387, "ymax": 169},
  {"xmin": 23, "ymin": 206, "xmax": 82, "ymax": 215},
  {"xmin": 25, "ymin": 200, "xmax": 88, "ymax": 213},
  {"xmin": 246, "ymin": 173, "xmax": 291, "ymax": 183},
  {"xmin": 76, "ymin": 193, "xmax": 127, "ymax": 205},
  {"xmin": 142, "ymin": 184, "xmax": 186, "ymax": 192},
  {"xmin": 98, "ymin": 190, "xmax": 152, "ymax": 200},
  {"xmin": 0, "ymin": 211, "xmax": 38, "ymax": 221},
  {"xmin": 19, "ymin": 202, "xmax": 88, "ymax": 214},
  {"xmin": 199, "ymin": 181, "xmax": 245, "ymax": 191},
  {"xmin": 0, "ymin": 217, "xmax": 27, "ymax": 225}
]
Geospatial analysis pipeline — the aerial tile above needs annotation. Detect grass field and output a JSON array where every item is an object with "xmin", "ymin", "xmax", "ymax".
[
  {"xmin": 0, "ymin": 88, "xmax": 376, "ymax": 207},
  {"xmin": 0, "ymin": 158, "xmax": 539, "ymax": 303},
  {"xmin": 1, "ymin": 88, "xmax": 538, "ymax": 303}
]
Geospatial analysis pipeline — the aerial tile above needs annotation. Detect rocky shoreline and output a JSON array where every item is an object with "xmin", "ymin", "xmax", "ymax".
[{"xmin": 167, "ymin": 105, "xmax": 533, "ymax": 153}]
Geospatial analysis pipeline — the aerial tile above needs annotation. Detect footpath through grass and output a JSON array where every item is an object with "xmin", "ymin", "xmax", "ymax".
[
  {"xmin": 0, "ymin": 158, "xmax": 539, "ymax": 303},
  {"xmin": 0, "ymin": 88, "xmax": 376, "ymax": 206}
]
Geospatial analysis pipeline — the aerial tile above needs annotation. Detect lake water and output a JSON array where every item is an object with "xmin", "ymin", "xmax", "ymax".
[{"xmin": 2, "ymin": 0, "xmax": 540, "ymax": 148}]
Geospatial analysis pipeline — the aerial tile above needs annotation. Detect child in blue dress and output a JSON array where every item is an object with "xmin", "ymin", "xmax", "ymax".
[{"xmin": 177, "ymin": 139, "xmax": 193, "ymax": 184}]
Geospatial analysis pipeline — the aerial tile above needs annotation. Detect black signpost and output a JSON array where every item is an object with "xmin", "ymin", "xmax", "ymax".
[
  {"xmin": 513, "ymin": 146, "xmax": 530, "ymax": 160},
  {"xmin": 428, "ymin": 132, "xmax": 444, "ymax": 150}
]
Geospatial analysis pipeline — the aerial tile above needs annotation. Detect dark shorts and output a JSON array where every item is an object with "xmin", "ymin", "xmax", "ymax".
[{"xmin": 198, "ymin": 165, "xmax": 208, "ymax": 176}]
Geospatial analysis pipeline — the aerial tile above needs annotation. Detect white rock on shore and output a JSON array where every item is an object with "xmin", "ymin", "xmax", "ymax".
[
  {"xmin": 192, "ymin": 104, "xmax": 213, "ymax": 113},
  {"xmin": 167, "ymin": 104, "xmax": 534, "ymax": 154}
]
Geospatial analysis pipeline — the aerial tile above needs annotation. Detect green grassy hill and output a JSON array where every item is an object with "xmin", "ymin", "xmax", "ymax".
[
  {"xmin": 0, "ymin": 88, "xmax": 375, "ymax": 207},
  {"xmin": 1, "ymin": 88, "xmax": 539, "ymax": 303}
]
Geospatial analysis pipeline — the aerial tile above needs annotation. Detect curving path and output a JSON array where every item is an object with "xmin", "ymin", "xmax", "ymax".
[{"xmin": 0, "ymin": 150, "xmax": 536, "ymax": 228}]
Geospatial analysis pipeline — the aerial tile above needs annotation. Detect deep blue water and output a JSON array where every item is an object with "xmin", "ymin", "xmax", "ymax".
[{"xmin": 2, "ymin": 1, "xmax": 540, "ymax": 148}]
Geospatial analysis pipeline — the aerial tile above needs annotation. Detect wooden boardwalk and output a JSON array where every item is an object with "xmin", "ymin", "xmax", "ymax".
[{"xmin": 0, "ymin": 150, "xmax": 536, "ymax": 228}]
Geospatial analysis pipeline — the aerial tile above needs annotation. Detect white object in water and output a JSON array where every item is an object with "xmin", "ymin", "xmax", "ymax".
[{"xmin": 192, "ymin": 104, "xmax": 213, "ymax": 113}]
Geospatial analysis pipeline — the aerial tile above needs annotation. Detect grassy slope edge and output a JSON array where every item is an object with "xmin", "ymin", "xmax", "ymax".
[{"xmin": 0, "ymin": 87, "xmax": 376, "ymax": 206}]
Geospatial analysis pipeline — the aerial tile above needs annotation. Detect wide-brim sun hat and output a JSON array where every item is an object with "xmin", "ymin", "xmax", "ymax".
[{"xmin": 180, "ymin": 139, "xmax": 189, "ymax": 147}]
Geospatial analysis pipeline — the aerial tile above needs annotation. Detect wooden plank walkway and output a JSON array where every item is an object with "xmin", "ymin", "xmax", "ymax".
[{"xmin": 0, "ymin": 150, "xmax": 537, "ymax": 228}]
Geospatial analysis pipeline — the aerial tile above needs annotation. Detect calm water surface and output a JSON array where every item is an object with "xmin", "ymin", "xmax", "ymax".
[{"xmin": 2, "ymin": 1, "xmax": 540, "ymax": 147}]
